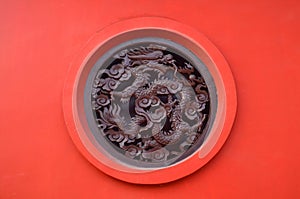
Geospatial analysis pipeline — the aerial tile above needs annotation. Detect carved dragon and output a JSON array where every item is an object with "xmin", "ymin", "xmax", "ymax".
[{"xmin": 91, "ymin": 44, "xmax": 210, "ymax": 163}]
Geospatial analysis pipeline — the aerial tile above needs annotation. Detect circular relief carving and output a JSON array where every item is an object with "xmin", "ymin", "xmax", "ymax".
[
  {"xmin": 85, "ymin": 38, "xmax": 216, "ymax": 168},
  {"xmin": 63, "ymin": 17, "xmax": 236, "ymax": 184}
]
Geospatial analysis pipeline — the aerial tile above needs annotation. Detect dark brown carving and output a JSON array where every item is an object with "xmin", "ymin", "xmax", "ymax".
[{"xmin": 91, "ymin": 44, "xmax": 210, "ymax": 163}]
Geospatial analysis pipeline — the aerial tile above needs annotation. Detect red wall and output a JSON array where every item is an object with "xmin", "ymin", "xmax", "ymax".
[{"xmin": 0, "ymin": 0, "xmax": 299, "ymax": 198}]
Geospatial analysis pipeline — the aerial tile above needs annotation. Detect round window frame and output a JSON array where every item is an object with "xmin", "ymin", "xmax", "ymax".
[{"xmin": 63, "ymin": 17, "xmax": 237, "ymax": 184}]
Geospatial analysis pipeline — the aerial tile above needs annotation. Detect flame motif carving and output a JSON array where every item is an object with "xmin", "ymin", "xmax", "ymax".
[{"xmin": 91, "ymin": 44, "xmax": 210, "ymax": 164}]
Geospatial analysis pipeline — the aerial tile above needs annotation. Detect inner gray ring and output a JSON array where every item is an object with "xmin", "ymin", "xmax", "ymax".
[{"xmin": 84, "ymin": 37, "xmax": 217, "ymax": 169}]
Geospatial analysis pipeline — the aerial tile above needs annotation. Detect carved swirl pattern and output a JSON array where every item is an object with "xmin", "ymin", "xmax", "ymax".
[{"xmin": 91, "ymin": 44, "xmax": 210, "ymax": 164}]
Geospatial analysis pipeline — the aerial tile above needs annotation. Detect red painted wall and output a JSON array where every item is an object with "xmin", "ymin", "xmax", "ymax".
[{"xmin": 0, "ymin": 0, "xmax": 299, "ymax": 198}]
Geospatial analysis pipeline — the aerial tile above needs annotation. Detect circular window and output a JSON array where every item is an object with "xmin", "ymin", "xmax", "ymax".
[
  {"xmin": 85, "ymin": 38, "xmax": 217, "ymax": 168},
  {"xmin": 63, "ymin": 17, "xmax": 236, "ymax": 184}
]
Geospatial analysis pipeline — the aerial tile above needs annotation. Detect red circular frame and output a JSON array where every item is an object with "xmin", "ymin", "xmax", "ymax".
[{"xmin": 63, "ymin": 17, "xmax": 237, "ymax": 184}]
